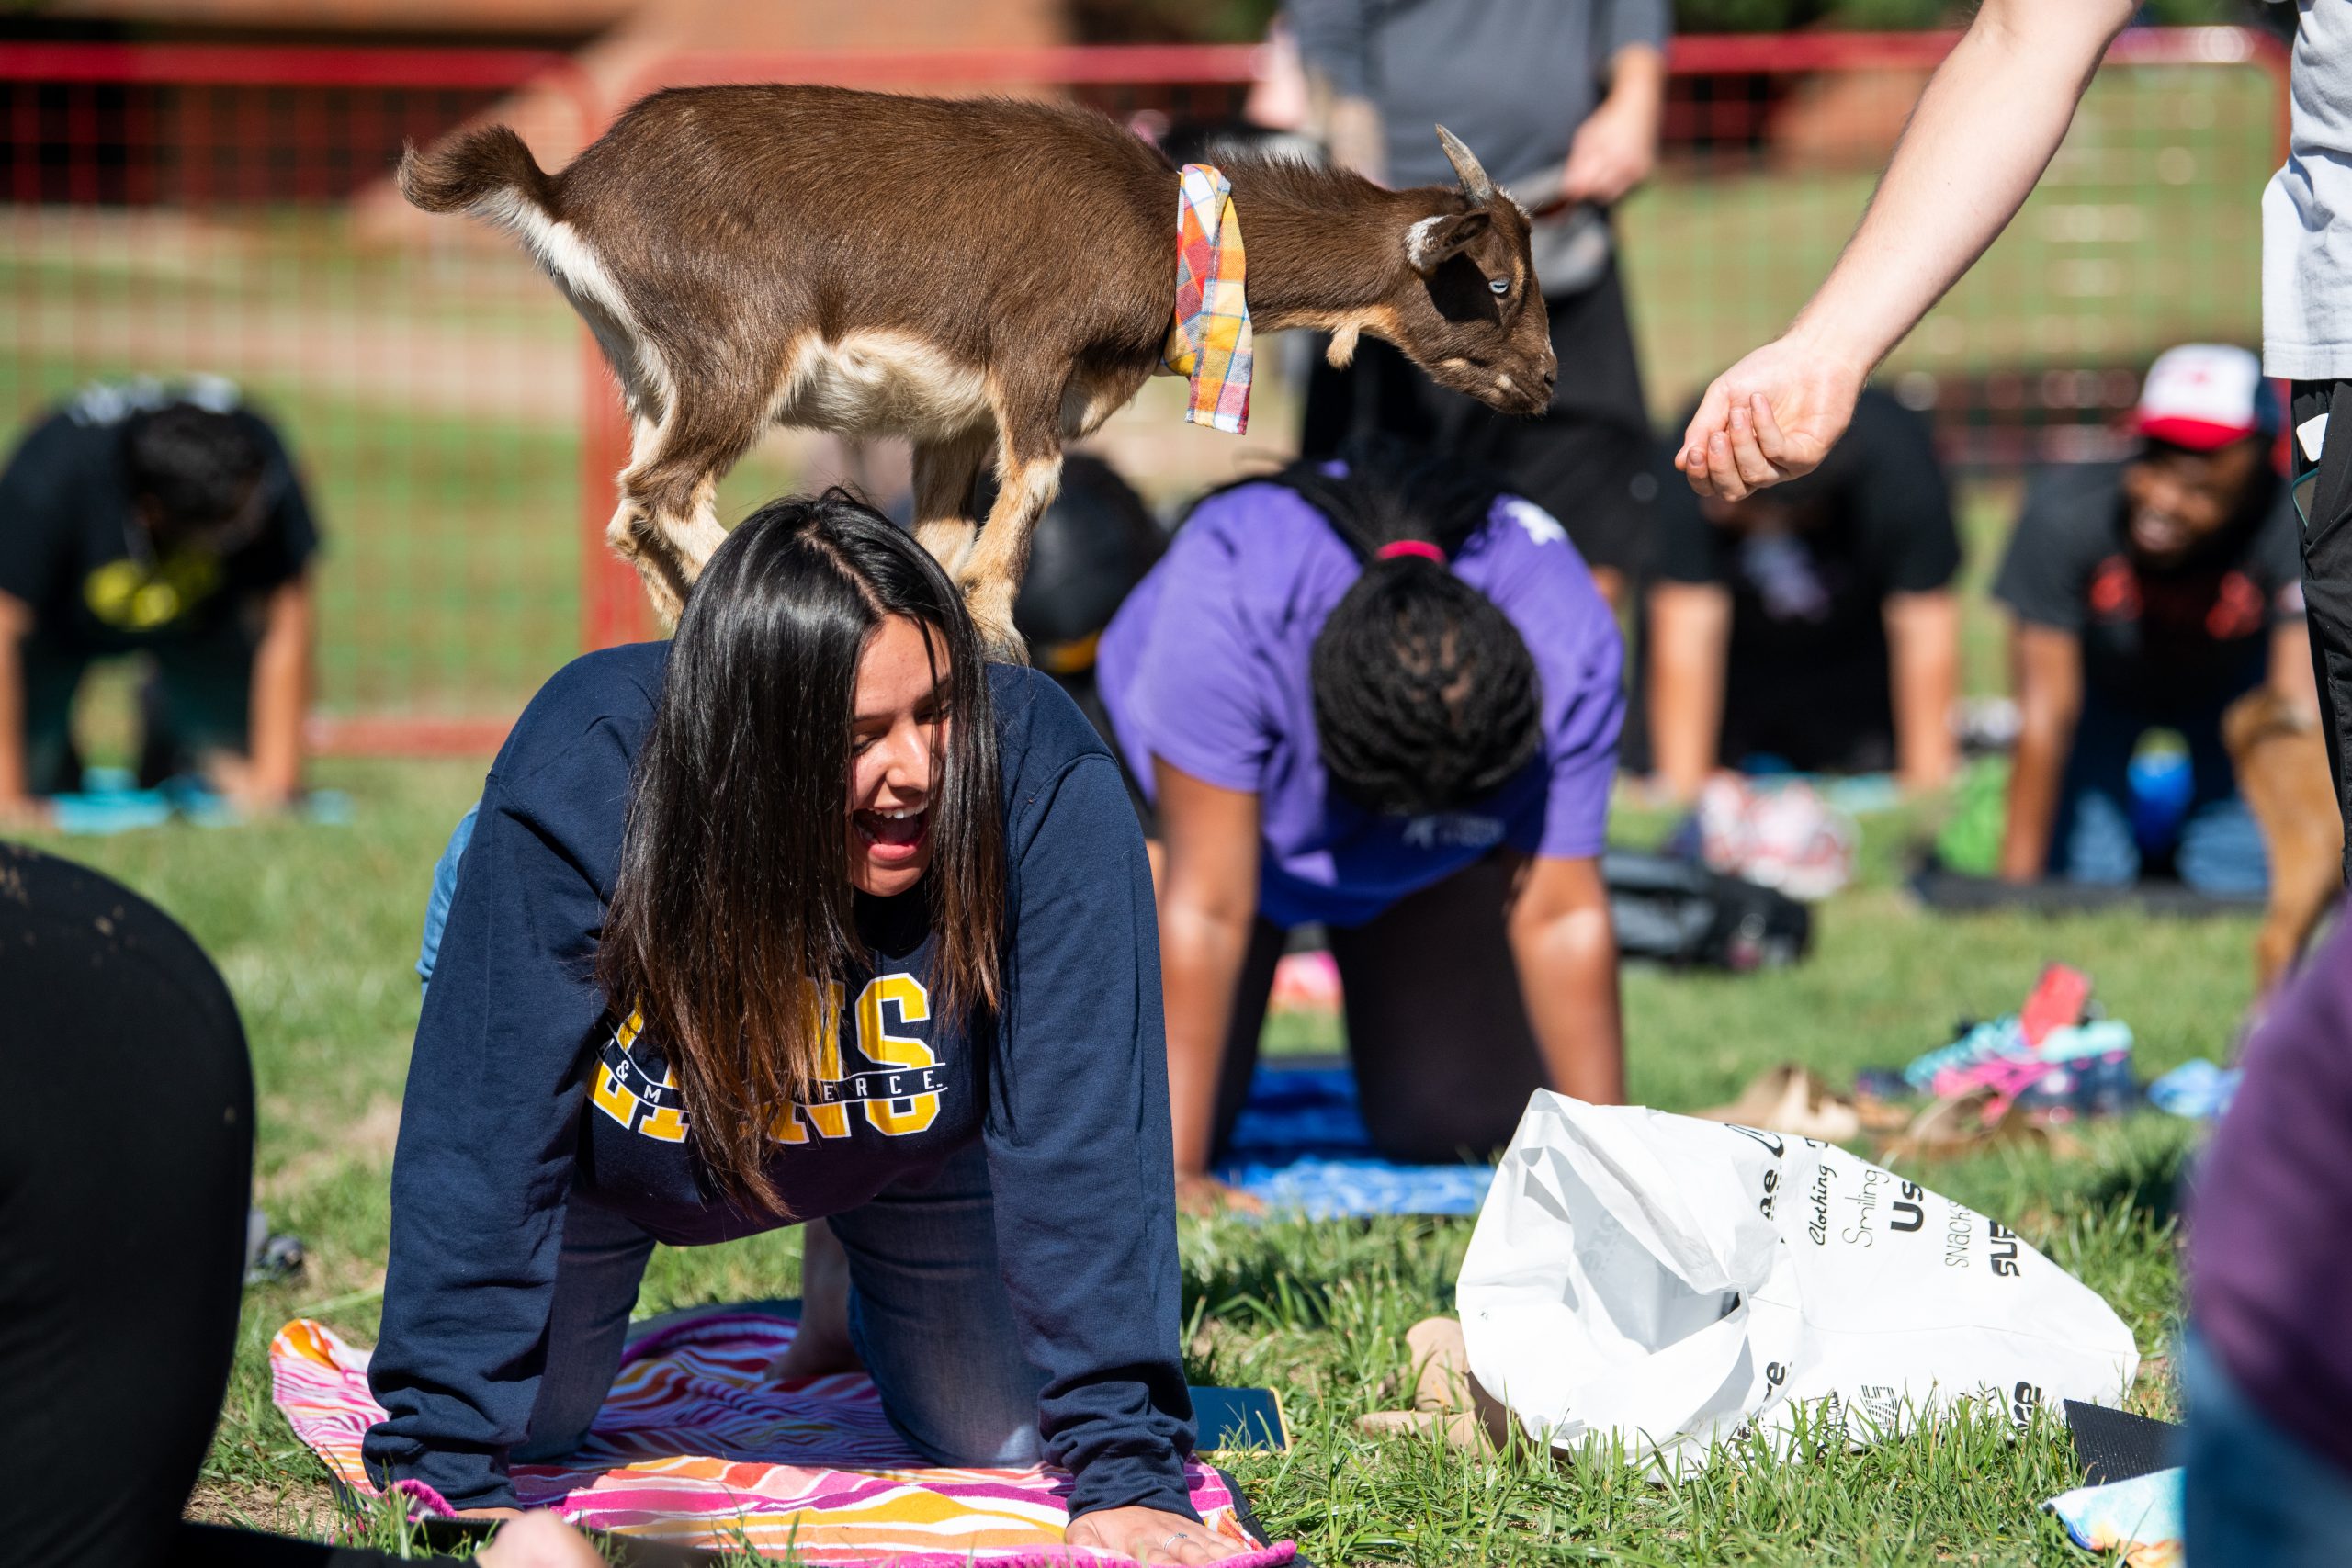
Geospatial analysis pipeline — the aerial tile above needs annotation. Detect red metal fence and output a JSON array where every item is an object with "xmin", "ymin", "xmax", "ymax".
[{"xmin": 0, "ymin": 29, "xmax": 2287, "ymax": 752}]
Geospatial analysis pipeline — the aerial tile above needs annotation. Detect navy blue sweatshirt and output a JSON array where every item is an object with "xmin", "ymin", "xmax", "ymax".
[{"xmin": 362, "ymin": 643, "xmax": 1195, "ymax": 1518}]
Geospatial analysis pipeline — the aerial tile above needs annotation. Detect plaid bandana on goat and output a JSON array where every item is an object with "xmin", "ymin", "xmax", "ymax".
[{"xmin": 1160, "ymin": 163, "xmax": 1252, "ymax": 434}]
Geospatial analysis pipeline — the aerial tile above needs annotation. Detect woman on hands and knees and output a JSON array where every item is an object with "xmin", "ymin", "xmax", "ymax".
[
  {"xmin": 1095, "ymin": 439, "xmax": 1626, "ymax": 1212},
  {"xmin": 370, "ymin": 493, "xmax": 1238, "ymax": 1564}
]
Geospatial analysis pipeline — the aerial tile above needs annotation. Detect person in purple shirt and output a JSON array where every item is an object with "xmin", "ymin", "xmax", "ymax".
[
  {"xmin": 1097, "ymin": 439, "xmax": 1625, "ymax": 1212},
  {"xmin": 2184, "ymin": 918, "xmax": 2352, "ymax": 1563}
]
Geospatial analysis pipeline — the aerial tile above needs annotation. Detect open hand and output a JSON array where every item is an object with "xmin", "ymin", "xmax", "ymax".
[
  {"xmin": 1066, "ymin": 1505, "xmax": 1248, "ymax": 1565},
  {"xmin": 1674, "ymin": 335, "xmax": 1868, "ymax": 500}
]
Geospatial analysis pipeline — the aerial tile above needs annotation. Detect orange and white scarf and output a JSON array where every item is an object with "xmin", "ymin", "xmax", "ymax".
[{"xmin": 1160, "ymin": 163, "xmax": 1252, "ymax": 434}]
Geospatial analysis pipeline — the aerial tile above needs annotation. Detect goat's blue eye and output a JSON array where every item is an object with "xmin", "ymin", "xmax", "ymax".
[{"xmin": 1489, "ymin": 278, "xmax": 1510, "ymax": 296}]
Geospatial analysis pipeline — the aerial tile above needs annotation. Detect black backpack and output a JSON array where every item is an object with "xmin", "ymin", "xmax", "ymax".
[{"xmin": 1604, "ymin": 850, "xmax": 1813, "ymax": 972}]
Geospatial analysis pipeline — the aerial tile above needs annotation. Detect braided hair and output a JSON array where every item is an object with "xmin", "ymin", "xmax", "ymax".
[{"xmin": 1270, "ymin": 437, "xmax": 1544, "ymax": 817}]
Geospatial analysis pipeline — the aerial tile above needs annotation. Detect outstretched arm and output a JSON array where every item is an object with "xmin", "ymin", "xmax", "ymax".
[
  {"xmin": 1885, "ymin": 589, "xmax": 1961, "ymax": 795},
  {"xmin": 1504, "ymin": 853, "xmax": 1624, "ymax": 1105},
  {"xmin": 0, "ymin": 592, "xmax": 41, "ymax": 823},
  {"xmin": 1559, "ymin": 42, "xmax": 1667, "ymax": 208},
  {"xmin": 2000, "ymin": 620, "xmax": 2085, "ymax": 884},
  {"xmin": 1675, "ymin": 0, "xmax": 2133, "ymax": 500},
  {"xmin": 236, "ymin": 575, "xmax": 312, "ymax": 809},
  {"xmin": 1153, "ymin": 760, "xmax": 1266, "ymax": 1213},
  {"xmin": 1645, "ymin": 580, "xmax": 1732, "ymax": 802}
]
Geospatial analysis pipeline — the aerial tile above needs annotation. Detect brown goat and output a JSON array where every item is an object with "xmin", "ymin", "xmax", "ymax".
[{"xmin": 399, "ymin": 85, "xmax": 1556, "ymax": 654}]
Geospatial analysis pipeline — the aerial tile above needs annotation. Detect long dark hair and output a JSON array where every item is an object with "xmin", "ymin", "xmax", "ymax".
[
  {"xmin": 1265, "ymin": 438, "xmax": 1543, "ymax": 816},
  {"xmin": 597, "ymin": 491, "xmax": 1003, "ymax": 1213}
]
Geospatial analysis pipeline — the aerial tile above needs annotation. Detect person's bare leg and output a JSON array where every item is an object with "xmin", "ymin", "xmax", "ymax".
[{"xmin": 768, "ymin": 1219, "xmax": 862, "ymax": 1379}]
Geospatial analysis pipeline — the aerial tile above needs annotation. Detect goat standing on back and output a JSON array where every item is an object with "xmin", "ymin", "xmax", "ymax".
[{"xmin": 401, "ymin": 85, "xmax": 1556, "ymax": 656}]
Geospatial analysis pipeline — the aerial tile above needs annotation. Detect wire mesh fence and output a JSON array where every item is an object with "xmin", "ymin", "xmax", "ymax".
[
  {"xmin": 0, "ymin": 46, "xmax": 598, "ymax": 750},
  {"xmin": 0, "ymin": 30, "xmax": 2286, "ymax": 748}
]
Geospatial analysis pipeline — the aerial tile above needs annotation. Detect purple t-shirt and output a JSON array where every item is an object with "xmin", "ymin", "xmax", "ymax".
[
  {"xmin": 2188, "ymin": 909, "xmax": 2352, "ymax": 1479},
  {"xmin": 1096, "ymin": 479, "xmax": 1624, "ymax": 929}
]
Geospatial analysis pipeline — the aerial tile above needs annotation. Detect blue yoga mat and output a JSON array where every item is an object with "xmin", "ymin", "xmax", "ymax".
[
  {"xmin": 50, "ymin": 767, "xmax": 350, "ymax": 835},
  {"xmin": 1214, "ymin": 1061, "xmax": 1495, "ymax": 1220}
]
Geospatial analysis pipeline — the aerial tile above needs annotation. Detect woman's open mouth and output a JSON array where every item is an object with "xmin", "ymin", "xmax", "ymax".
[{"xmin": 854, "ymin": 804, "xmax": 930, "ymax": 864}]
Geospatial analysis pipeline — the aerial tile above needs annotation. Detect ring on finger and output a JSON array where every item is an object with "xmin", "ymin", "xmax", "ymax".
[{"xmin": 1161, "ymin": 1531, "xmax": 1188, "ymax": 1553}]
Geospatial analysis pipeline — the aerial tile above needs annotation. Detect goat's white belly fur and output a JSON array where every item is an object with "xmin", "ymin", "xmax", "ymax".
[{"xmin": 770, "ymin": 333, "xmax": 992, "ymax": 441}]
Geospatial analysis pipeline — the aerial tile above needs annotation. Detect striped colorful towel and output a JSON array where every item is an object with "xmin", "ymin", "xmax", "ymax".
[
  {"xmin": 1160, "ymin": 163, "xmax": 1252, "ymax": 435},
  {"xmin": 271, "ymin": 1314, "xmax": 1293, "ymax": 1564}
]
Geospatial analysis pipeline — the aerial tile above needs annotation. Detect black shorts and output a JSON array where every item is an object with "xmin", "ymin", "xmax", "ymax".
[
  {"xmin": 2291, "ymin": 378, "xmax": 2352, "ymax": 881},
  {"xmin": 1208, "ymin": 856, "xmax": 1547, "ymax": 1166},
  {"xmin": 1300, "ymin": 258, "xmax": 1655, "ymax": 576},
  {"xmin": 20, "ymin": 614, "xmax": 259, "ymax": 795}
]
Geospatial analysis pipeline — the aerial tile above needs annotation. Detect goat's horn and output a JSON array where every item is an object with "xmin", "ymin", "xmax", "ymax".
[{"xmin": 1434, "ymin": 125, "xmax": 1494, "ymax": 203}]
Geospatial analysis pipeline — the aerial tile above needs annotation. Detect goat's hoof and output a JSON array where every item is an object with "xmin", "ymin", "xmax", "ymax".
[
  {"xmin": 959, "ymin": 580, "xmax": 1027, "ymax": 665},
  {"xmin": 975, "ymin": 622, "xmax": 1030, "ymax": 666}
]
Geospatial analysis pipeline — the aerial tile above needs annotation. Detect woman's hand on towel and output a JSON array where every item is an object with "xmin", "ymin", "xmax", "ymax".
[
  {"xmin": 1067, "ymin": 1504, "xmax": 1249, "ymax": 1563},
  {"xmin": 476, "ymin": 1510, "xmax": 608, "ymax": 1567}
]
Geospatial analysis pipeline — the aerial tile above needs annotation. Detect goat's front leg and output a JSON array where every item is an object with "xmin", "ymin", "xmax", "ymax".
[
  {"xmin": 910, "ymin": 429, "xmax": 991, "ymax": 579},
  {"xmin": 958, "ymin": 423, "xmax": 1063, "ymax": 665},
  {"xmin": 613, "ymin": 470, "xmax": 729, "ymax": 627},
  {"xmin": 609, "ymin": 395, "xmax": 754, "ymax": 625}
]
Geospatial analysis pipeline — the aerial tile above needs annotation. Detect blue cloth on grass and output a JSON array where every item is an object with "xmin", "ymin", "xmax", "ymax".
[
  {"xmin": 2150, "ymin": 1057, "xmax": 2243, "ymax": 1121},
  {"xmin": 50, "ymin": 766, "xmax": 350, "ymax": 835},
  {"xmin": 1214, "ymin": 1064, "xmax": 1495, "ymax": 1219}
]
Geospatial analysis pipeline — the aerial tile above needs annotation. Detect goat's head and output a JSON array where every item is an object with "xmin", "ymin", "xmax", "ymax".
[{"xmin": 1359, "ymin": 128, "xmax": 1555, "ymax": 416}]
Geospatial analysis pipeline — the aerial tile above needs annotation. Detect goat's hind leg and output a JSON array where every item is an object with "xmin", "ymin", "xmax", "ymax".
[
  {"xmin": 958, "ymin": 424, "xmax": 1064, "ymax": 664},
  {"xmin": 910, "ymin": 430, "xmax": 992, "ymax": 579},
  {"xmin": 607, "ymin": 395, "xmax": 757, "ymax": 626}
]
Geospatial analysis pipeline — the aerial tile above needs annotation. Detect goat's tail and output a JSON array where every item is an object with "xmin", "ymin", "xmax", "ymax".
[{"xmin": 398, "ymin": 125, "xmax": 556, "ymax": 220}]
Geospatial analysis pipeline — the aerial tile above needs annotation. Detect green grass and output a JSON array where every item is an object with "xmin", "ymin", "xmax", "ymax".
[{"xmin": 21, "ymin": 755, "xmax": 2240, "ymax": 1564}]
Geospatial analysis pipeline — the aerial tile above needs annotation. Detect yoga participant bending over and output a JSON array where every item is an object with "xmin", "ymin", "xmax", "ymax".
[
  {"xmin": 1096, "ymin": 439, "xmax": 1625, "ymax": 1211},
  {"xmin": 367, "ymin": 494, "xmax": 1234, "ymax": 1564},
  {"xmin": 0, "ymin": 844, "xmax": 603, "ymax": 1568}
]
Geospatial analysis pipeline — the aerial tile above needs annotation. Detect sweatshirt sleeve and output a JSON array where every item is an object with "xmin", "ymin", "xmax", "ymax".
[
  {"xmin": 984, "ymin": 738, "xmax": 1197, "ymax": 1521},
  {"xmin": 362, "ymin": 702, "xmax": 639, "ymax": 1510}
]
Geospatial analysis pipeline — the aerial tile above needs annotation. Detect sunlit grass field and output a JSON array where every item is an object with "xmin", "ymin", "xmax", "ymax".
[{"xmin": 19, "ymin": 750, "xmax": 2242, "ymax": 1565}]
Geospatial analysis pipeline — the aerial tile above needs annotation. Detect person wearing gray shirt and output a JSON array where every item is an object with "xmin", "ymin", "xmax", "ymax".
[
  {"xmin": 2267, "ymin": 2, "xmax": 2352, "ymax": 887},
  {"xmin": 1287, "ymin": 0, "xmax": 1670, "ymax": 607}
]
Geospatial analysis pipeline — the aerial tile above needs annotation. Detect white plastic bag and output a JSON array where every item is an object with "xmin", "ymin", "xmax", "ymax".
[{"xmin": 1456, "ymin": 1092, "xmax": 2140, "ymax": 1472}]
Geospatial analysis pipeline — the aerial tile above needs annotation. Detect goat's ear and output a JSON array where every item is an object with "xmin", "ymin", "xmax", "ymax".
[{"xmin": 1405, "ymin": 209, "xmax": 1492, "ymax": 276}]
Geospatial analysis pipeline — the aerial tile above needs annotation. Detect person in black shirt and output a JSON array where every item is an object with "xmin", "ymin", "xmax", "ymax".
[
  {"xmin": 1643, "ymin": 387, "xmax": 1962, "ymax": 800},
  {"xmin": 1993, "ymin": 345, "xmax": 2309, "ymax": 891},
  {"xmin": 1010, "ymin": 454, "xmax": 1166, "ymax": 781},
  {"xmin": 0, "ymin": 843, "xmax": 606, "ymax": 1568},
  {"xmin": 367, "ymin": 493, "xmax": 1234, "ymax": 1563},
  {"xmin": 0, "ymin": 378, "xmax": 318, "ymax": 819}
]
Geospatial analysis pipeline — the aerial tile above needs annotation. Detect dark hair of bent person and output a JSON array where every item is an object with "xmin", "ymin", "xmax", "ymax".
[
  {"xmin": 597, "ymin": 491, "xmax": 1005, "ymax": 1215},
  {"xmin": 121, "ymin": 401, "xmax": 267, "ymax": 532},
  {"xmin": 1272, "ymin": 436, "xmax": 1543, "ymax": 816}
]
